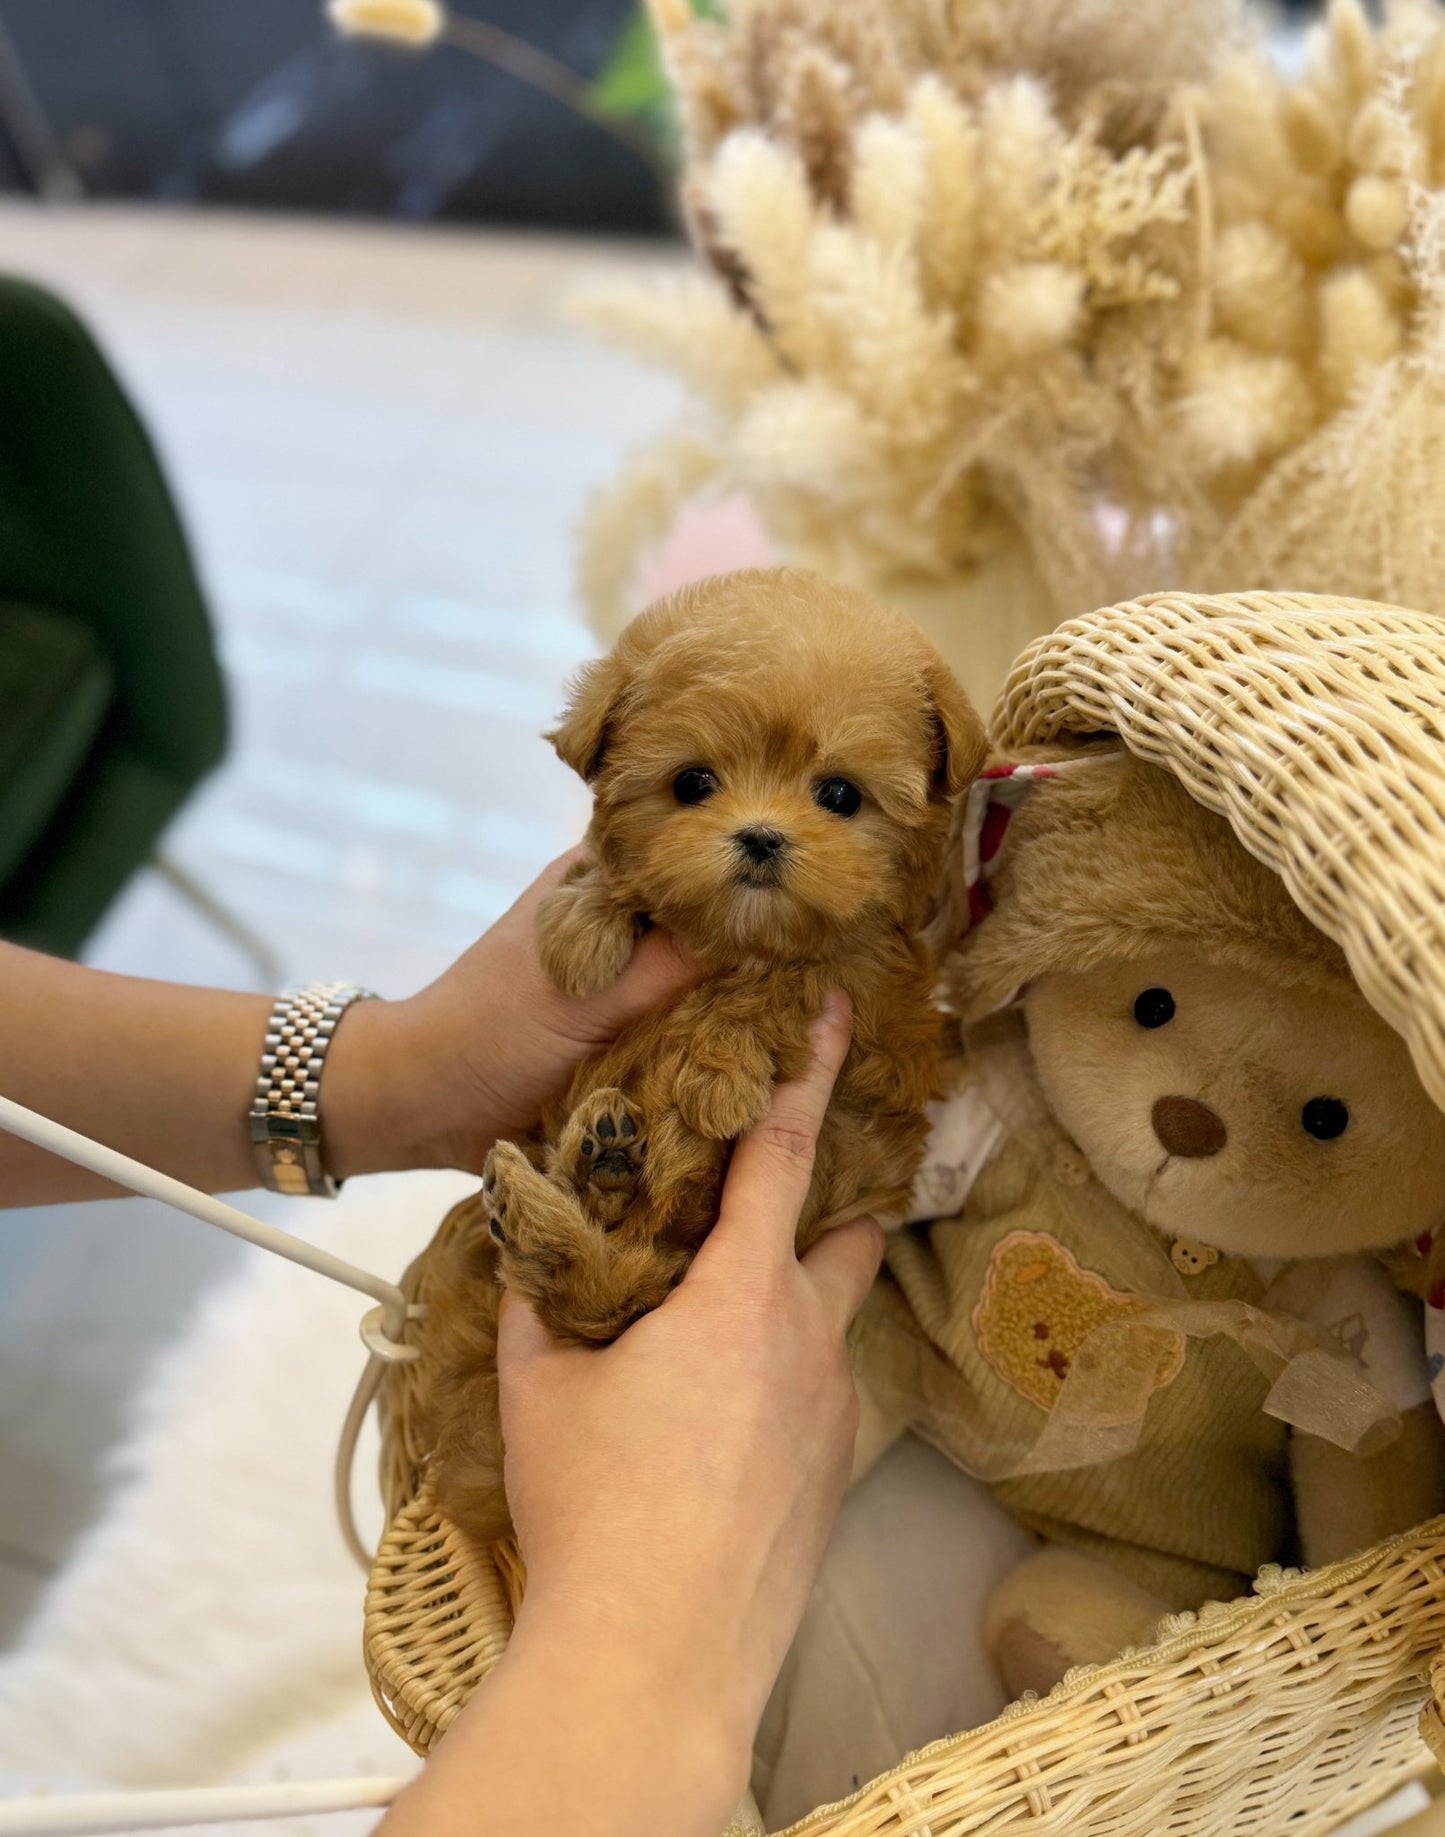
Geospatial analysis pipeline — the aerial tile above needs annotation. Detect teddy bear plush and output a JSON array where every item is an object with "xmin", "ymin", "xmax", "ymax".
[
  {"xmin": 853, "ymin": 744, "xmax": 1445, "ymax": 1699},
  {"xmin": 412, "ymin": 567, "xmax": 983, "ymax": 1545}
]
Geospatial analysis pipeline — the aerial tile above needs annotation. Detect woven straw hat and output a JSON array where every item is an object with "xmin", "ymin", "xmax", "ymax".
[
  {"xmin": 363, "ymin": 589, "xmax": 1445, "ymax": 1836},
  {"xmin": 992, "ymin": 590, "xmax": 1445, "ymax": 1116}
]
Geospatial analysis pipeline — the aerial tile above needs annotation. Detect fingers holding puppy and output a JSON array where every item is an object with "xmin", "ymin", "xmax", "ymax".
[{"xmin": 697, "ymin": 992, "xmax": 855, "ymax": 1276}]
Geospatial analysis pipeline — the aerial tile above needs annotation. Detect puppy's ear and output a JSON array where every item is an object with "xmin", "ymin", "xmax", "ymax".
[
  {"xmin": 548, "ymin": 595, "xmax": 688, "ymax": 780},
  {"xmin": 548, "ymin": 652, "xmax": 629, "ymax": 782},
  {"xmin": 924, "ymin": 659, "xmax": 986, "ymax": 798}
]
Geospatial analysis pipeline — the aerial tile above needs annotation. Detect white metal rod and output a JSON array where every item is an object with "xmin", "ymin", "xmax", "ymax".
[
  {"xmin": 0, "ymin": 1777, "xmax": 406, "ymax": 1835},
  {"xmin": 0, "ymin": 1094, "xmax": 411, "ymax": 1341}
]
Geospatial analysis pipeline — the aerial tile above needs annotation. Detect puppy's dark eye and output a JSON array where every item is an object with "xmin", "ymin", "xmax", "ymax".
[
  {"xmin": 673, "ymin": 768, "xmax": 719, "ymax": 806},
  {"xmin": 1133, "ymin": 988, "xmax": 1176, "ymax": 1029},
  {"xmin": 1302, "ymin": 1097, "xmax": 1349, "ymax": 1140},
  {"xmin": 814, "ymin": 777, "xmax": 862, "ymax": 818}
]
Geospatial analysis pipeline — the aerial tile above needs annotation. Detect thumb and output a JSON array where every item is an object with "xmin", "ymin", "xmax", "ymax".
[
  {"xmin": 580, "ymin": 925, "xmax": 699, "ymax": 1035},
  {"xmin": 800, "ymin": 1215, "xmax": 886, "ymax": 1330}
]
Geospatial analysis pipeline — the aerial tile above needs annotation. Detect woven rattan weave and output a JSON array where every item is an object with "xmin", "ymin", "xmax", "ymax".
[
  {"xmin": 994, "ymin": 592, "xmax": 1445, "ymax": 1116},
  {"xmin": 363, "ymin": 591, "xmax": 1445, "ymax": 1834}
]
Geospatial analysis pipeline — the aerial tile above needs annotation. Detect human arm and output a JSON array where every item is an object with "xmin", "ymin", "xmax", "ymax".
[
  {"xmin": 0, "ymin": 851, "xmax": 695, "ymax": 1206},
  {"xmin": 378, "ymin": 995, "xmax": 885, "ymax": 1837}
]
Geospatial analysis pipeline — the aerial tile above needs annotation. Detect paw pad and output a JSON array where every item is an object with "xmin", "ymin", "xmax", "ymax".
[{"xmin": 567, "ymin": 1089, "xmax": 647, "ymax": 1195}]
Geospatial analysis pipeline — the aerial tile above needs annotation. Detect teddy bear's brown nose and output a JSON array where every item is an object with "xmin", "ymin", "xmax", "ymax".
[{"xmin": 1152, "ymin": 1095, "xmax": 1227, "ymax": 1159}]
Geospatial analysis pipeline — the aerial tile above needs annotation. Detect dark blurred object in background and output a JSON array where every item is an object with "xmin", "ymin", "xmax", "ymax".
[
  {"xmin": 0, "ymin": 0, "xmax": 672, "ymax": 234},
  {"xmin": 0, "ymin": 280, "xmax": 229, "ymax": 960}
]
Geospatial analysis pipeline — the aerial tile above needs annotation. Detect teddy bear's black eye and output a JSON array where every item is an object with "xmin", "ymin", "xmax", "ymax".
[
  {"xmin": 673, "ymin": 768, "xmax": 719, "ymax": 806},
  {"xmin": 815, "ymin": 777, "xmax": 862, "ymax": 818},
  {"xmin": 1133, "ymin": 988, "xmax": 1176, "ymax": 1029},
  {"xmin": 1302, "ymin": 1097, "xmax": 1350, "ymax": 1140}
]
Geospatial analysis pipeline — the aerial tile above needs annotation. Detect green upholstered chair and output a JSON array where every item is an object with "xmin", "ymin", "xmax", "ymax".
[{"xmin": 0, "ymin": 275, "xmax": 229, "ymax": 958}]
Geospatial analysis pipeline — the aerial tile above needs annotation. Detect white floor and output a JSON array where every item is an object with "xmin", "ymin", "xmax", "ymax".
[{"xmin": 0, "ymin": 201, "xmax": 685, "ymax": 1641}]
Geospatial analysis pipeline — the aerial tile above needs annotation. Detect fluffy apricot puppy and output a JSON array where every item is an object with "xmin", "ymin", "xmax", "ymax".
[{"xmin": 417, "ymin": 568, "xmax": 983, "ymax": 1544}]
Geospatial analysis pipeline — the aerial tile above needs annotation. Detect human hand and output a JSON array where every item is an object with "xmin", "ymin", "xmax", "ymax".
[
  {"xmin": 494, "ymin": 994, "xmax": 884, "ymax": 1824},
  {"xmin": 326, "ymin": 850, "xmax": 697, "ymax": 1180}
]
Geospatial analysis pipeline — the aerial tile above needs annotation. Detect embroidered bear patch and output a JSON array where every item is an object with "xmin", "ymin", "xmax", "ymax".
[{"xmin": 973, "ymin": 1230, "xmax": 1185, "ymax": 1412}]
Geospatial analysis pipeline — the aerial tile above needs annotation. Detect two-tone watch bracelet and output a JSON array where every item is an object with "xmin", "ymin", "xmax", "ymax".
[{"xmin": 249, "ymin": 982, "xmax": 375, "ymax": 1197}]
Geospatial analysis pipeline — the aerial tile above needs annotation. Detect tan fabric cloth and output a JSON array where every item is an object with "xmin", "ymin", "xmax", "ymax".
[
  {"xmin": 753, "ymin": 1435, "xmax": 1031, "ymax": 1831},
  {"xmin": 854, "ymin": 1023, "xmax": 1298, "ymax": 1609}
]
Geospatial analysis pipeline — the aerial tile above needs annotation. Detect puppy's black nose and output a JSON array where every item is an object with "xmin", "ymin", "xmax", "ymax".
[
  {"xmin": 736, "ymin": 827, "xmax": 786, "ymax": 865},
  {"xmin": 1152, "ymin": 1095, "xmax": 1227, "ymax": 1159}
]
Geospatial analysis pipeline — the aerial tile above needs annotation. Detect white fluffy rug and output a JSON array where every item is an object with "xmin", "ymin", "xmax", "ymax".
[{"xmin": 0, "ymin": 1170, "xmax": 478, "ymax": 1835}]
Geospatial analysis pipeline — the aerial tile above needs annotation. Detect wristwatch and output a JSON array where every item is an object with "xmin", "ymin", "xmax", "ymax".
[{"xmin": 249, "ymin": 981, "xmax": 374, "ymax": 1197}]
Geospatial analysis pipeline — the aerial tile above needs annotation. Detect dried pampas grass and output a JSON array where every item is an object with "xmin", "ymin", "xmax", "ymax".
[
  {"xmin": 1168, "ymin": 1, "xmax": 1442, "ymax": 480},
  {"xmin": 1196, "ymin": 181, "xmax": 1445, "ymax": 617},
  {"xmin": 1181, "ymin": 0, "xmax": 1445, "ymax": 615},
  {"xmin": 577, "ymin": 0, "xmax": 1445, "ymax": 697},
  {"xmin": 575, "ymin": 0, "xmax": 1215, "ymax": 696}
]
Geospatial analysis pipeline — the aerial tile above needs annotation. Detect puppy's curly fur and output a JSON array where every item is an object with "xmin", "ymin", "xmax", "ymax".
[{"xmin": 411, "ymin": 569, "xmax": 983, "ymax": 1544}]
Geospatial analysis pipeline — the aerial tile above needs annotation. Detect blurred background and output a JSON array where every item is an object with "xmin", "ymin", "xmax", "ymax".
[{"xmin": 0, "ymin": 0, "xmax": 675, "ymax": 229}]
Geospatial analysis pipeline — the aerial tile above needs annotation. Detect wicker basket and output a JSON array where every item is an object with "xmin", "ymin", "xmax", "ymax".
[{"xmin": 363, "ymin": 591, "xmax": 1445, "ymax": 1834}]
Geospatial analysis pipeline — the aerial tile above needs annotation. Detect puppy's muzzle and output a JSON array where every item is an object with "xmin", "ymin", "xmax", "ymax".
[{"xmin": 734, "ymin": 826, "xmax": 788, "ymax": 884}]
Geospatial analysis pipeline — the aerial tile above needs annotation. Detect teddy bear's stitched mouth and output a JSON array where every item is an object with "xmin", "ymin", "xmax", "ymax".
[
  {"xmin": 1138, "ymin": 1152, "xmax": 1228, "ymax": 1250},
  {"xmin": 1138, "ymin": 1155, "xmax": 1175, "ymax": 1221}
]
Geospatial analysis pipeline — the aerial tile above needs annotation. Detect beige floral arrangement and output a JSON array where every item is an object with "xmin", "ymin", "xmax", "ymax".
[
  {"xmin": 571, "ymin": 0, "xmax": 1445, "ymax": 698},
  {"xmin": 324, "ymin": 0, "xmax": 1445, "ymax": 699},
  {"xmin": 1190, "ymin": 0, "xmax": 1445, "ymax": 622}
]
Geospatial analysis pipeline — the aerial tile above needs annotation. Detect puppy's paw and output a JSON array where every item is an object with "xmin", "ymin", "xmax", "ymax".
[
  {"xmin": 481, "ymin": 1139, "xmax": 534, "ymax": 1246},
  {"xmin": 557, "ymin": 1088, "xmax": 647, "ymax": 1222},
  {"xmin": 484, "ymin": 1141, "xmax": 598, "ymax": 1305},
  {"xmin": 485, "ymin": 1135, "xmax": 684, "ymax": 1344},
  {"xmin": 536, "ymin": 881, "xmax": 637, "ymax": 999},
  {"xmin": 534, "ymin": 1244, "xmax": 687, "ymax": 1346},
  {"xmin": 674, "ymin": 1063, "xmax": 772, "ymax": 1140}
]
